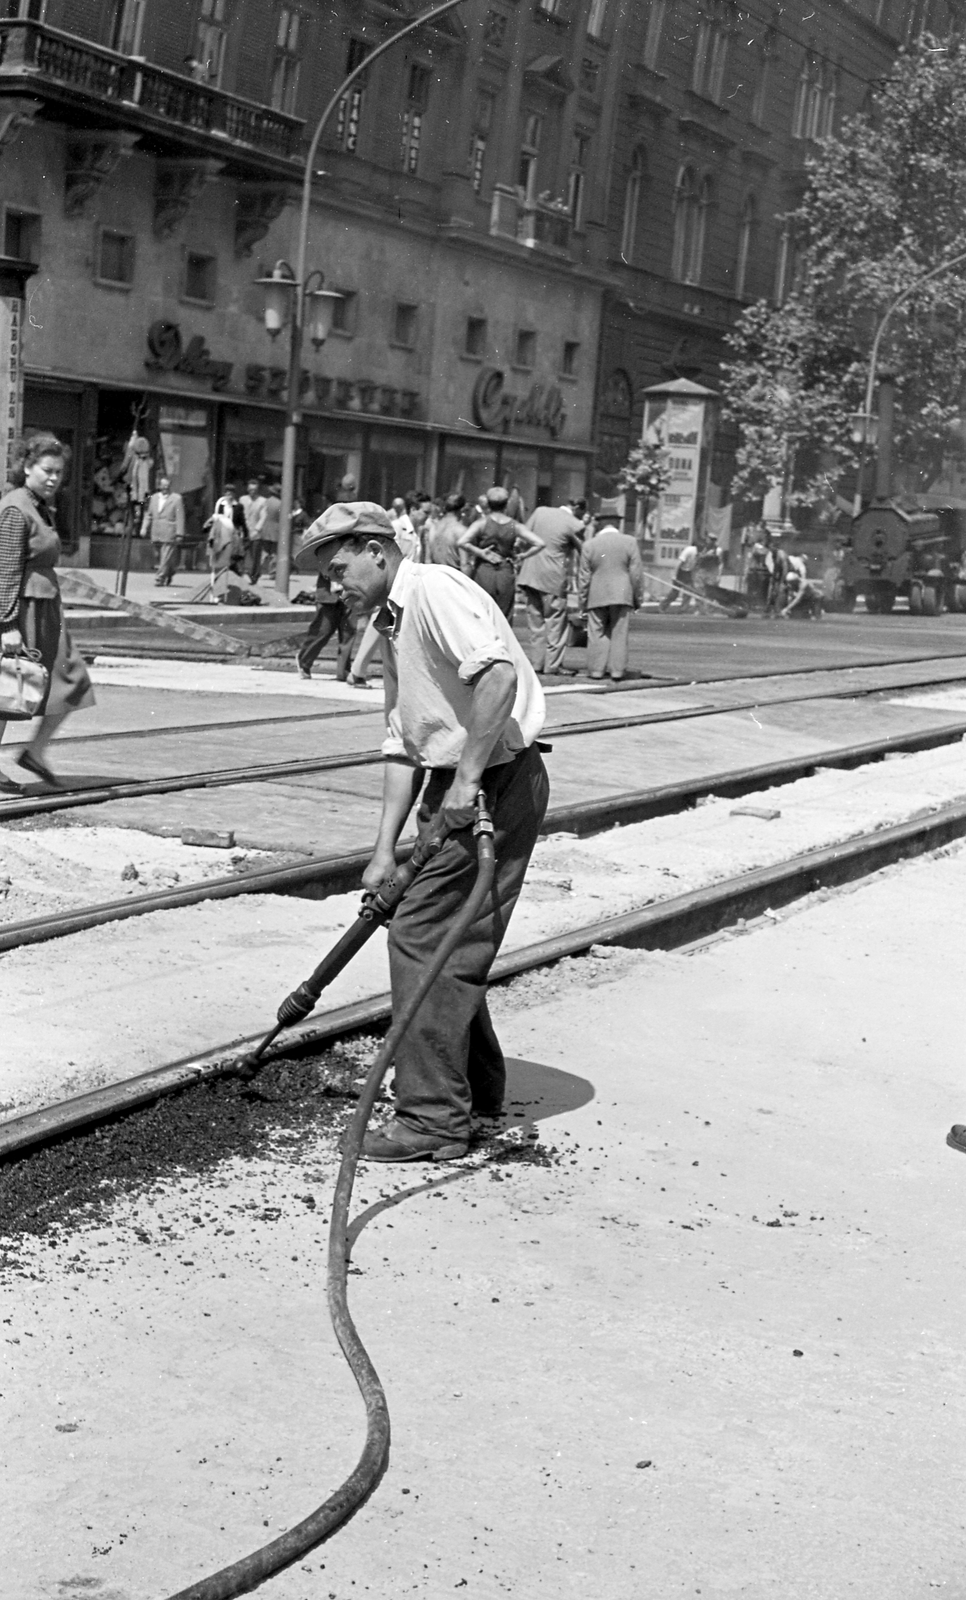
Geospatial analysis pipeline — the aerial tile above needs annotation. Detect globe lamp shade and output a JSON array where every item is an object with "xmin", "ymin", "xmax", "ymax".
[
  {"xmin": 255, "ymin": 261, "xmax": 296, "ymax": 338},
  {"xmin": 307, "ymin": 289, "xmax": 344, "ymax": 350}
]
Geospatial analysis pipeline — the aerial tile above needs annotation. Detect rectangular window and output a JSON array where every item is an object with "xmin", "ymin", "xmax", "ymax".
[
  {"xmin": 469, "ymin": 89, "xmax": 496, "ymax": 193},
  {"xmin": 113, "ymin": 0, "xmax": 146, "ymax": 55},
  {"xmin": 643, "ymin": 0, "xmax": 666, "ymax": 68},
  {"xmin": 561, "ymin": 340, "xmax": 579, "ymax": 376},
  {"xmin": 196, "ymin": 0, "xmax": 228, "ymax": 87},
  {"xmin": 183, "ymin": 251, "xmax": 216, "ymax": 304},
  {"xmin": 337, "ymin": 38, "xmax": 371, "ymax": 153},
  {"xmin": 3, "ymin": 207, "xmax": 40, "ymax": 263},
  {"xmin": 465, "ymin": 316, "xmax": 487, "ymax": 357},
  {"xmin": 692, "ymin": 5, "xmax": 730, "ymax": 103},
  {"xmin": 579, "ymin": 57, "xmax": 599, "ymax": 94},
  {"xmin": 586, "ymin": 0, "xmax": 608, "ymax": 37},
  {"xmin": 271, "ymin": 6, "xmax": 301, "ymax": 113},
  {"xmin": 96, "ymin": 228, "xmax": 135, "ymax": 287},
  {"xmin": 400, "ymin": 62, "xmax": 431, "ymax": 174},
  {"xmin": 392, "ymin": 302, "xmax": 418, "ymax": 348},
  {"xmin": 569, "ymin": 130, "xmax": 590, "ymax": 228},
  {"xmin": 514, "ymin": 329, "xmax": 536, "ymax": 369},
  {"xmin": 518, "ymin": 112, "xmax": 542, "ymax": 203},
  {"xmin": 752, "ymin": 54, "xmax": 770, "ymax": 123},
  {"xmin": 330, "ymin": 289, "xmax": 357, "ymax": 335}
]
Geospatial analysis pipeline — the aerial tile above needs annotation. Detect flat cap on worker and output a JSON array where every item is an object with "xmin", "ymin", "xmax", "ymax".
[{"xmin": 293, "ymin": 500, "xmax": 396, "ymax": 569}]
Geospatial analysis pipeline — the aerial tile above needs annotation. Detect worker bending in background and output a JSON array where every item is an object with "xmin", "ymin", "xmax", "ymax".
[
  {"xmin": 310, "ymin": 500, "xmax": 549, "ymax": 1163},
  {"xmin": 578, "ymin": 505, "xmax": 644, "ymax": 681}
]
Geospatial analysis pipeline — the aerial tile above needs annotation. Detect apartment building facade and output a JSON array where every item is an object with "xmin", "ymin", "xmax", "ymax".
[{"xmin": 592, "ymin": 0, "xmax": 949, "ymax": 559}]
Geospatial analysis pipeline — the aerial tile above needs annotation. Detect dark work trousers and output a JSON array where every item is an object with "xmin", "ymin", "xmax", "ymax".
[
  {"xmin": 297, "ymin": 599, "xmax": 355, "ymax": 678},
  {"xmin": 248, "ymin": 538, "xmax": 267, "ymax": 582},
  {"xmin": 388, "ymin": 743, "xmax": 550, "ymax": 1142}
]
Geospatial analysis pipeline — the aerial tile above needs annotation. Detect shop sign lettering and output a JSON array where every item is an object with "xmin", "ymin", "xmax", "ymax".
[
  {"xmin": 472, "ymin": 366, "xmax": 566, "ymax": 438},
  {"xmin": 145, "ymin": 321, "xmax": 233, "ymax": 391},
  {"xmin": 143, "ymin": 322, "xmax": 420, "ymax": 418}
]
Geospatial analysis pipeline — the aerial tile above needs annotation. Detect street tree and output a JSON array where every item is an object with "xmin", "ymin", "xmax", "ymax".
[{"xmin": 721, "ymin": 30, "xmax": 966, "ymax": 513}]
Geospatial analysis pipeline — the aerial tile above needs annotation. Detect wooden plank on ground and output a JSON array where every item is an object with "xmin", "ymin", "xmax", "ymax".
[{"xmin": 59, "ymin": 573, "xmax": 248, "ymax": 654}]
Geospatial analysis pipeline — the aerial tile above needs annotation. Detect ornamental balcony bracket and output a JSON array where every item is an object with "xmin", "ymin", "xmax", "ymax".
[
  {"xmin": 0, "ymin": 94, "xmax": 40, "ymax": 154},
  {"xmin": 64, "ymin": 130, "xmax": 138, "ymax": 218},
  {"xmin": 233, "ymin": 180, "xmax": 295, "ymax": 259},
  {"xmin": 153, "ymin": 157, "xmax": 224, "ymax": 239}
]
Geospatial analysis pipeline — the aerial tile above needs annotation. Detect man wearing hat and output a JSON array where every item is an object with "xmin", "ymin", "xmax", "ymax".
[
  {"xmin": 578, "ymin": 505, "xmax": 644, "ymax": 681},
  {"xmin": 298, "ymin": 500, "xmax": 549, "ymax": 1162}
]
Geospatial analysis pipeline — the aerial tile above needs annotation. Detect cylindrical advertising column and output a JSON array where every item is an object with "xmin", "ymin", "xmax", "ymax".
[
  {"xmin": 641, "ymin": 378, "xmax": 718, "ymax": 576},
  {"xmin": 0, "ymin": 255, "xmax": 38, "ymax": 488}
]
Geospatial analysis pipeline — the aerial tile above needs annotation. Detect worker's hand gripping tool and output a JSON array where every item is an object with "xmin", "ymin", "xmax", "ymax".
[{"xmin": 272, "ymin": 788, "xmax": 492, "ymax": 1032}]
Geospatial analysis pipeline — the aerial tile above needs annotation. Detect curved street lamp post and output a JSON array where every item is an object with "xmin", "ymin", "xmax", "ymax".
[
  {"xmin": 256, "ymin": 0, "xmax": 468, "ymax": 602},
  {"xmin": 851, "ymin": 247, "xmax": 966, "ymax": 516}
]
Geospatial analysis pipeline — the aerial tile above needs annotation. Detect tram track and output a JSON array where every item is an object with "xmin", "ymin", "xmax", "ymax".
[
  {"xmin": 4, "ymin": 652, "xmax": 966, "ymax": 826},
  {"xmin": 2, "ymin": 710, "xmax": 966, "ymax": 956},
  {"xmin": 4, "ymin": 783, "xmax": 966, "ymax": 1164}
]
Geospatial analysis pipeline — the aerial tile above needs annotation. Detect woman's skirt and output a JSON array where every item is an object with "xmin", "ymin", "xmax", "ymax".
[
  {"xmin": 472, "ymin": 558, "xmax": 515, "ymax": 619},
  {"xmin": 19, "ymin": 595, "xmax": 95, "ymax": 717}
]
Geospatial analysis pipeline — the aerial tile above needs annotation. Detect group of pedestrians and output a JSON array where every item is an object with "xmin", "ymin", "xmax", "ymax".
[{"xmin": 295, "ymin": 481, "xmax": 647, "ymax": 686}]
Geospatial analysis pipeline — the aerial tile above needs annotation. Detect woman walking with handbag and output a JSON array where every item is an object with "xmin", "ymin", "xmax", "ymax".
[{"xmin": 0, "ymin": 433, "xmax": 95, "ymax": 786}]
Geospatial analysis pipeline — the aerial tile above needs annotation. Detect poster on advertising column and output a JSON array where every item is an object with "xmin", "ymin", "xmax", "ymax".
[
  {"xmin": 650, "ymin": 398, "xmax": 704, "ymax": 568},
  {"xmin": 0, "ymin": 295, "xmax": 23, "ymax": 489}
]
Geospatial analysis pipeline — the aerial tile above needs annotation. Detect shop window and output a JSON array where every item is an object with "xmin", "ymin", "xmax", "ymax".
[
  {"xmin": 401, "ymin": 62, "xmax": 431, "ymax": 176},
  {"xmin": 392, "ymin": 301, "xmax": 418, "ymax": 348},
  {"xmin": 561, "ymin": 340, "xmax": 579, "ymax": 377},
  {"xmin": 330, "ymin": 289, "xmax": 357, "ymax": 336},
  {"xmin": 183, "ymin": 251, "xmax": 216, "ymax": 304},
  {"xmin": 271, "ymin": 6, "xmax": 301, "ymax": 114},
  {"xmin": 96, "ymin": 228, "xmax": 135, "ymax": 288},
  {"xmin": 337, "ymin": 37, "xmax": 371, "ymax": 153},
  {"xmin": 514, "ymin": 328, "xmax": 536, "ymax": 370},
  {"xmin": 465, "ymin": 316, "xmax": 487, "ymax": 358},
  {"xmin": 643, "ymin": 0, "xmax": 666, "ymax": 69},
  {"xmin": 195, "ymin": 0, "xmax": 228, "ymax": 87},
  {"xmin": 3, "ymin": 207, "xmax": 40, "ymax": 264}
]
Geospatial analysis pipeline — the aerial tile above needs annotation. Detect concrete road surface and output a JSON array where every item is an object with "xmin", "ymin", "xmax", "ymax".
[{"xmin": 3, "ymin": 845, "xmax": 965, "ymax": 1599}]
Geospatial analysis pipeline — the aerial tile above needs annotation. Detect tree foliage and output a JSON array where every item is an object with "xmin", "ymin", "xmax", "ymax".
[
  {"xmin": 721, "ymin": 32, "xmax": 966, "ymax": 510},
  {"xmin": 616, "ymin": 438, "xmax": 673, "ymax": 515}
]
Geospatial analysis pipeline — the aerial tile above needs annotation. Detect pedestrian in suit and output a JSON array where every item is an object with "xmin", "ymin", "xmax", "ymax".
[
  {"xmin": 516, "ymin": 502, "xmax": 585, "ymax": 675},
  {"xmin": 141, "ymin": 475, "xmax": 185, "ymax": 587},
  {"xmin": 578, "ymin": 513, "xmax": 644, "ymax": 681}
]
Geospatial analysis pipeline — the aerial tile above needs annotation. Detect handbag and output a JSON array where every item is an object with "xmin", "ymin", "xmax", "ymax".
[{"xmin": 0, "ymin": 646, "xmax": 49, "ymax": 720}]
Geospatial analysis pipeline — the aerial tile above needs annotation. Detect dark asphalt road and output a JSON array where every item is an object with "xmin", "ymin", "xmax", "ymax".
[{"xmin": 68, "ymin": 604, "xmax": 966, "ymax": 683}]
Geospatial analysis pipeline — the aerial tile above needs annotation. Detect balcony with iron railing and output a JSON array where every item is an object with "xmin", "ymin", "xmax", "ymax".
[
  {"xmin": 489, "ymin": 184, "xmax": 573, "ymax": 257},
  {"xmin": 0, "ymin": 19, "xmax": 303, "ymax": 173}
]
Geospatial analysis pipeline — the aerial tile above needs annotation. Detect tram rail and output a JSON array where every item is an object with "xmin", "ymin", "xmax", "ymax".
[{"xmin": 4, "ymin": 781, "xmax": 966, "ymax": 1164}]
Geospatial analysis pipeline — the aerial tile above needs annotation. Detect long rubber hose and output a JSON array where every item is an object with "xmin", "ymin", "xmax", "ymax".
[{"xmin": 164, "ymin": 798, "xmax": 497, "ymax": 1600}]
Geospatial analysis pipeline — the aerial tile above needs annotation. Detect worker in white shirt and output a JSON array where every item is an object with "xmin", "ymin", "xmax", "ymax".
[
  {"xmin": 310, "ymin": 499, "xmax": 549, "ymax": 1163},
  {"xmin": 240, "ymin": 478, "xmax": 268, "ymax": 580}
]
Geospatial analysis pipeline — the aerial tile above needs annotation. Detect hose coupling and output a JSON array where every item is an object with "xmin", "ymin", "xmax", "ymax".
[
  {"xmin": 473, "ymin": 788, "xmax": 494, "ymax": 837},
  {"xmin": 277, "ymin": 981, "xmax": 318, "ymax": 1027}
]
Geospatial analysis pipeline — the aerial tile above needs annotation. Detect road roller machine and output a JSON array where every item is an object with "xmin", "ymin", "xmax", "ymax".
[{"xmin": 832, "ymin": 502, "xmax": 966, "ymax": 615}]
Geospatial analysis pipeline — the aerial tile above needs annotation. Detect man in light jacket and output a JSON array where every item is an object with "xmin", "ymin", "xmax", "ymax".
[
  {"xmin": 141, "ymin": 475, "xmax": 185, "ymax": 587},
  {"xmin": 578, "ymin": 509, "xmax": 644, "ymax": 681}
]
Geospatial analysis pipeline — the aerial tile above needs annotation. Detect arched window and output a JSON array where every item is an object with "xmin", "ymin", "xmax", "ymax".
[
  {"xmin": 621, "ymin": 147, "xmax": 646, "ymax": 262},
  {"xmin": 735, "ymin": 193, "xmax": 756, "ymax": 299},
  {"xmin": 671, "ymin": 166, "xmax": 695, "ymax": 281},
  {"xmin": 688, "ymin": 175, "xmax": 712, "ymax": 285}
]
